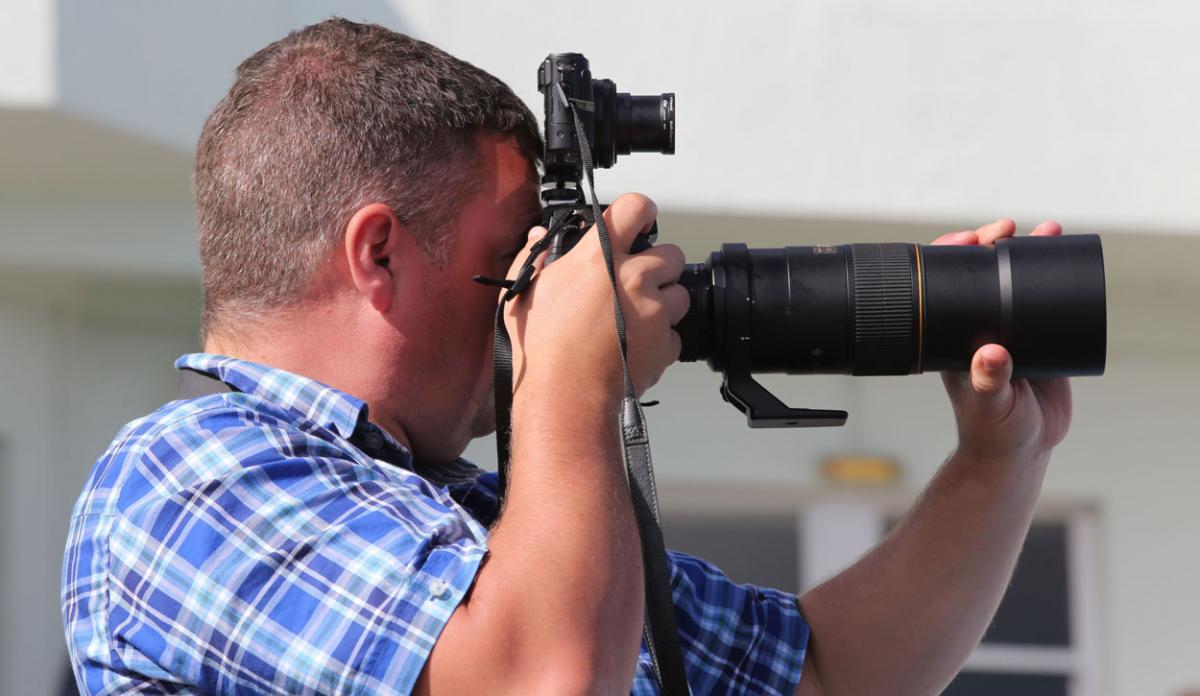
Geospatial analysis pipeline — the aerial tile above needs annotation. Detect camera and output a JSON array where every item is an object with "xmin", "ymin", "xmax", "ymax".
[
  {"xmin": 538, "ymin": 52, "xmax": 674, "ymax": 203},
  {"xmin": 536, "ymin": 52, "xmax": 1107, "ymax": 428}
]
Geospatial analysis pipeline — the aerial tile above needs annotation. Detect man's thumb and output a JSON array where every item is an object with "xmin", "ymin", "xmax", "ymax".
[
  {"xmin": 512, "ymin": 226, "xmax": 550, "ymax": 276},
  {"xmin": 970, "ymin": 344, "xmax": 1015, "ymax": 413}
]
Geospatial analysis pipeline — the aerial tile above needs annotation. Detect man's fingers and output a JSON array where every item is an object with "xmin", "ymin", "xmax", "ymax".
[
  {"xmin": 931, "ymin": 230, "xmax": 978, "ymax": 246},
  {"xmin": 633, "ymin": 244, "xmax": 686, "ymax": 286},
  {"xmin": 617, "ymin": 242, "xmax": 683, "ymax": 283},
  {"xmin": 969, "ymin": 344, "xmax": 1015, "ymax": 414},
  {"xmin": 662, "ymin": 282, "xmax": 691, "ymax": 325},
  {"xmin": 975, "ymin": 218, "xmax": 1017, "ymax": 245},
  {"xmin": 933, "ymin": 218, "xmax": 1063, "ymax": 247},
  {"xmin": 512, "ymin": 226, "xmax": 550, "ymax": 276},
  {"xmin": 501, "ymin": 227, "xmax": 549, "ymax": 309},
  {"xmin": 1030, "ymin": 219, "xmax": 1063, "ymax": 237},
  {"xmin": 601, "ymin": 193, "xmax": 658, "ymax": 255}
]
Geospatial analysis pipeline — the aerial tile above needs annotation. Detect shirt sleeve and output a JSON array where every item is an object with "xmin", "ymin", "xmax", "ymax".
[
  {"xmin": 631, "ymin": 550, "xmax": 810, "ymax": 695},
  {"xmin": 104, "ymin": 417, "xmax": 487, "ymax": 696}
]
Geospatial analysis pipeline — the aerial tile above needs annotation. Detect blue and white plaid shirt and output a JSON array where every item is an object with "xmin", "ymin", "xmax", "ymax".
[{"xmin": 63, "ymin": 354, "xmax": 809, "ymax": 694}]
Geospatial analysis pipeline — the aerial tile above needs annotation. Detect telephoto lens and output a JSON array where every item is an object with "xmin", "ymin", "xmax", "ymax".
[{"xmin": 675, "ymin": 235, "xmax": 1106, "ymax": 379}]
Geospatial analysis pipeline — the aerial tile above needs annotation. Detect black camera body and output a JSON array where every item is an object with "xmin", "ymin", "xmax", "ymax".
[
  {"xmin": 536, "ymin": 53, "xmax": 674, "ymax": 263},
  {"xmin": 538, "ymin": 53, "xmax": 674, "ymax": 207},
  {"xmin": 535, "ymin": 52, "xmax": 1106, "ymax": 428}
]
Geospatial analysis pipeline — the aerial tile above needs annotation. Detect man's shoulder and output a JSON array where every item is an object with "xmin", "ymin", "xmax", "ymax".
[
  {"xmin": 72, "ymin": 387, "xmax": 374, "ymax": 524},
  {"xmin": 62, "ymin": 363, "xmax": 493, "ymax": 695}
]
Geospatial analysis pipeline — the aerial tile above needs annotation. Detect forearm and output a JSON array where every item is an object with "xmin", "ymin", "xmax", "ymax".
[
  {"xmin": 505, "ymin": 380, "xmax": 644, "ymax": 679},
  {"xmin": 418, "ymin": 195, "xmax": 678, "ymax": 693},
  {"xmin": 440, "ymin": 379, "xmax": 643, "ymax": 692},
  {"xmin": 798, "ymin": 449, "xmax": 1049, "ymax": 696}
]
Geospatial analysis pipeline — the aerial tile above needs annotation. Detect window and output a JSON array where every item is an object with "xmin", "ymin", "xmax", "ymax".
[
  {"xmin": 942, "ymin": 673, "xmax": 1068, "ymax": 696},
  {"xmin": 980, "ymin": 522, "xmax": 1071, "ymax": 646},
  {"xmin": 662, "ymin": 512, "xmax": 800, "ymax": 591},
  {"xmin": 943, "ymin": 518, "xmax": 1098, "ymax": 694},
  {"xmin": 661, "ymin": 489, "xmax": 1100, "ymax": 694}
]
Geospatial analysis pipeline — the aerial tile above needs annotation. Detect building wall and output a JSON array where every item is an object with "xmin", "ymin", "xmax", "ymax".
[
  {"xmin": 0, "ymin": 0, "xmax": 55, "ymax": 106},
  {"xmin": 0, "ymin": 273, "xmax": 201, "ymax": 696},
  {"xmin": 399, "ymin": 0, "xmax": 1200, "ymax": 231},
  {"xmin": 2, "ymin": 2, "xmax": 1197, "ymax": 694},
  {"xmin": 12, "ymin": 1, "xmax": 1200, "ymax": 234}
]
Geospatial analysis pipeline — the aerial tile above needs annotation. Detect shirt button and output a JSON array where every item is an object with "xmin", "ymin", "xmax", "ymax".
[{"xmin": 429, "ymin": 579, "xmax": 451, "ymax": 600}]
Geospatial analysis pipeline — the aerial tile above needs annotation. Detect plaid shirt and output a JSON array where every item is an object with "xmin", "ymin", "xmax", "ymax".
[{"xmin": 63, "ymin": 354, "xmax": 809, "ymax": 694}]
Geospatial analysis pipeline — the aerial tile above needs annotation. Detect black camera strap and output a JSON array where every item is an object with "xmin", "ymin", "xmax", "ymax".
[
  {"xmin": 481, "ymin": 86, "xmax": 690, "ymax": 695},
  {"xmin": 563, "ymin": 94, "xmax": 690, "ymax": 696}
]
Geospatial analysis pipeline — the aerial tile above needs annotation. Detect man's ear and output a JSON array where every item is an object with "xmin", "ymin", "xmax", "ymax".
[{"xmin": 344, "ymin": 203, "xmax": 404, "ymax": 313}]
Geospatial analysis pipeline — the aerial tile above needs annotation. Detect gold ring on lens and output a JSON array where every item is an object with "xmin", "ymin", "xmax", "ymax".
[{"xmin": 914, "ymin": 243, "xmax": 925, "ymax": 373}]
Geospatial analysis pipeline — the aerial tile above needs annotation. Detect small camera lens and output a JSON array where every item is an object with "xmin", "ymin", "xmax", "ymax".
[{"xmin": 615, "ymin": 92, "xmax": 676, "ymax": 157}]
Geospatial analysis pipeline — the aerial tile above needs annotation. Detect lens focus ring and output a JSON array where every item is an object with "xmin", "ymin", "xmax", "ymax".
[{"xmin": 850, "ymin": 244, "xmax": 915, "ymax": 375}]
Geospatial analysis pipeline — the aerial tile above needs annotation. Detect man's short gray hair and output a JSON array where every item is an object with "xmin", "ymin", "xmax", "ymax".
[{"xmin": 193, "ymin": 18, "xmax": 541, "ymax": 338}]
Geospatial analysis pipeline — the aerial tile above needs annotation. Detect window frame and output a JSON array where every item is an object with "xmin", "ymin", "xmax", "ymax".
[{"xmin": 659, "ymin": 483, "xmax": 1103, "ymax": 695}]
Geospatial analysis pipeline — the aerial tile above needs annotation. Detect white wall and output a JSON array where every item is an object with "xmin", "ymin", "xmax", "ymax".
[
  {"xmin": 0, "ymin": 300, "xmax": 58, "ymax": 696},
  {"xmin": 0, "ymin": 273, "xmax": 201, "ymax": 696},
  {"xmin": 0, "ymin": 0, "xmax": 55, "ymax": 107},
  {"xmin": 31, "ymin": 0, "xmax": 1200, "ymax": 232},
  {"xmin": 402, "ymin": 0, "xmax": 1200, "ymax": 231}
]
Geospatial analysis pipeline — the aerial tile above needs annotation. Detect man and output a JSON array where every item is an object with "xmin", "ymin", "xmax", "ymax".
[{"xmin": 62, "ymin": 18, "xmax": 1072, "ymax": 695}]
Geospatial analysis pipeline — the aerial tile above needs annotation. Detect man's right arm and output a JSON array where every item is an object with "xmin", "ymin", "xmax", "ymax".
[{"xmin": 416, "ymin": 194, "xmax": 688, "ymax": 694}]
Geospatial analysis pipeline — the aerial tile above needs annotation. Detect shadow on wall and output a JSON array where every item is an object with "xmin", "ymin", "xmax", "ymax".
[{"xmin": 55, "ymin": 0, "xmax": 412, "ymax": 148}]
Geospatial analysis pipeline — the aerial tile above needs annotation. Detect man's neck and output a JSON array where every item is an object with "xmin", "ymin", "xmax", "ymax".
[{"xmin": 204, "ymin": 317, "xmax": 415, "ymax": 454}]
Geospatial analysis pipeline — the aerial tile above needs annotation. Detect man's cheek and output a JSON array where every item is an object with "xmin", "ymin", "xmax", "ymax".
[{"xmin": 496, "ymin": 257, "xmax": 517, "ymax": 280}]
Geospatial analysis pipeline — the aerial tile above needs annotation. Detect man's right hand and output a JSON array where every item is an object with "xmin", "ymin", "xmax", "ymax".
[
  {"xmin": 503, "ymin": 192, "xmax": 689, "ymax": 403},
  {"xmin": 420, "ymin": 194, "xmax": 682, "ymax": 694}
]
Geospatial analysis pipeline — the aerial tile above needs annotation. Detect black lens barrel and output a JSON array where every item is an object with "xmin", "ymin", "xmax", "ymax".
[
  {"xmin": 615, "ymin": 93, "xmax": 675, "ymax": 156},
  {"xmin": 676, "ymin": 235, "xmax": 1106, "ymax": 378},
  {"xmin": 591, "ymin": 79, "xmax": 675, "ymax": 167}
]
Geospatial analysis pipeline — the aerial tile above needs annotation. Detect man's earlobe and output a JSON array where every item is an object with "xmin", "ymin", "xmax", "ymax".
[{"xmin": 345, "ymin": 203, "xmax": 402, "ymax": 313}]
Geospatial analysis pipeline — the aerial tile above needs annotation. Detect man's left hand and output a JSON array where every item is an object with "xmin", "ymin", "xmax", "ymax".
[{"xmin": 933, "ymin": 219, "xmax": 1074, "ymax": 468}]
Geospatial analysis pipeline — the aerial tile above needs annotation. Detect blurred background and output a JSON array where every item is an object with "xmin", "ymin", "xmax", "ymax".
[{"xmin": 2, "ymin": 2, "xmax": 1197, "ymax": 695}]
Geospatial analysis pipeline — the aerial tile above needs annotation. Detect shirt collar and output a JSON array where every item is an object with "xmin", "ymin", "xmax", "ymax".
[{"xmin": 175, "ymin": 353, "xmax": 370, "ymax": 441}]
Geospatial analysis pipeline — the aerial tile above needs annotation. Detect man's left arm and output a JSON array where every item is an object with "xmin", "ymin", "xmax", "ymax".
[{"xmin": 794, "ymin": 219, "xmax": 1071, "ymax": 696}]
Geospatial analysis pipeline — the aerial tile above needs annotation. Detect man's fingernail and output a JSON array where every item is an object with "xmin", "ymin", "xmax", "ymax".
[{"xmin": 983, "ymin": 354, "xmax": 1006, "ymax": 370}]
